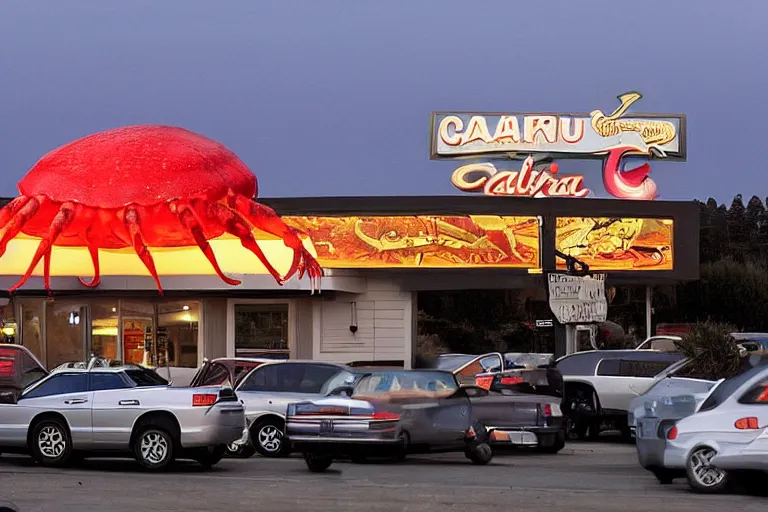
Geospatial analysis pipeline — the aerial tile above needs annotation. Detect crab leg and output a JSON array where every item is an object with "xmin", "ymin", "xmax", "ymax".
[
  {"xmin": 0, "ymin": 196, "xmax": 32, "ymax": 232},
  {"xmin": 228, "ymin": 194, "xmax": 323, "ymax": 293},
  {"xmin": 124, "ymin": 206, "xmax": 164, "ymax": 294},
  {"xmin": 10, "ymin": 202, "xmax": 75, "ymax": 293},
  {"xmin": 78, "ymin": 241, "xmax": 101, "ymax": 288},
  {"xmin": 209, "ymin": 203, "xmax": 284, "ymax": 284},
  {"xmin": 171, "ymin": 201, "xmax": 241, "ymax": 286},
  {"xmin": 0, "ymin": 196, "xmax": 41, "ymax": 257}
]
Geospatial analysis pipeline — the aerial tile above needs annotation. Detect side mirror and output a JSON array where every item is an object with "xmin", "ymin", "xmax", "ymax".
[{"xmin": 327, "ymin": 386, "xmax": 354, "ymax": 397}]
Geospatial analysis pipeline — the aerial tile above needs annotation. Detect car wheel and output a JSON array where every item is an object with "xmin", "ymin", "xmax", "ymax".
[
  {"xmin": 30, "ymin": 418, "xmax": 73, "ymax": 467},
  {"xmin": 651, "ymin": 467, "xmax": 677, "ymax": 485},
  {"xmin": 304, "ymin": 452, "xmax": 333, "ymax": 473},
  {"xmin": 225, "ymin": 441, "xmax": 257, "ymax": 459},
  {"xmin": 465, "ymin": 442, "xmax": 493, "ymax": 465},
  {"xmin": 686, "ymin": 446, "xmax": 729, "ymax": 493},
  {"xmin": 741, "ymin": 471, "xmax": 768, "ymax": 496},
  {"xmin": 253, "ymin": 419, "xmax": 289, "ymax": 458},
  {"xmin": 133, "ymin": 427, "xmax": 175, "ymax": 470},
  {"xmin": 537, "ymin": 431, "xmax": 566, "ymax": 454},
  {"xmin": 394, "ymin": 430, "xmax": 410, "ymax": 462},
  {"xmin": 194, "ymin": 445, "xmax": 226, "ymax": 468}
]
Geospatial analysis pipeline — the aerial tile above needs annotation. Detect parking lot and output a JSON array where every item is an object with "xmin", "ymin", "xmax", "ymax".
[{"xmin": 0, "ymin": 442, "xmax": 765, "ymax": 512}]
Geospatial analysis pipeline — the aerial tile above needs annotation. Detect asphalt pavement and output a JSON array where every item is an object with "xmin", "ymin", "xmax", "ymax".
[{"xmin": 0, "ymin": 442, "xmax": 765, "ymax": 512}]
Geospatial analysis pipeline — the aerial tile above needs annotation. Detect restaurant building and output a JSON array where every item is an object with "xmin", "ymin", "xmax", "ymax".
[{"xmin": 0, "ymin": 91, "xmax": 698, "ymax": 370}]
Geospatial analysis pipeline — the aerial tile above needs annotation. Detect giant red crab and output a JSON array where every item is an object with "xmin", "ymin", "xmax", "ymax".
[{"xmin": 0, "ymin": 125, "xmax": 322, "ymax": 294}]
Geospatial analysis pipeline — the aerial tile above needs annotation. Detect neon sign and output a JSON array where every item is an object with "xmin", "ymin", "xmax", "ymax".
[
  {"xmin": 451, "ymin": 156, "xmax": 590, "ymax": 198},
  {"xmin": 430, "ymin": 92, "xmax": 686, "ymax": 201}
]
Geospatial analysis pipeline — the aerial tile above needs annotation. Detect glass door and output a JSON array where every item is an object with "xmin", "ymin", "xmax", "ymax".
[
  {"xmin": 121, "ymin": 302, "xmax": 155, "ymax": 366},
  {"xmin": 234, "ymin": 303, "xmax": 290, "ymax": 359}
]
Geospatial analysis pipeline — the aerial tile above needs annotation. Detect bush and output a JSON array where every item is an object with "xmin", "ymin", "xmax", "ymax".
[{"xmin": 674, "ymin": 321, "xmax": 743, "ymax": 380}]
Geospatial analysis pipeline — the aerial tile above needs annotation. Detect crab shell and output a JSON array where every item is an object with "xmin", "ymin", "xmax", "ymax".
[{"xmin": 0, "ymin": 125, "xmax": 322, "ymax": 294}]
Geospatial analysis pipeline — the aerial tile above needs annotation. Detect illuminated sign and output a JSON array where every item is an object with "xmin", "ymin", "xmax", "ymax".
[
  {"xmin": 451, "ymin": 156, "xmax": 590, "ymax": 198},
  {"xmin": 430, "ymin": 92, "xmax": 686, "ymax": 201},
  {"xmin": 282, "ymin": 215, "xmax": 540, "ymax": 269},
  {"xmin": 555, "ymin": 217, "xmax": 674, "ymax": 271}
]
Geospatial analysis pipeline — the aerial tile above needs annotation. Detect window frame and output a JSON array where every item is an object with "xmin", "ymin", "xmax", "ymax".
[
  {"xmin": 226, "ymin": 299, "xmax": 297, "ymax": 359},
  {"xmin": 21, "ymin": 372, "xmax": 89, "ymax": 399}
]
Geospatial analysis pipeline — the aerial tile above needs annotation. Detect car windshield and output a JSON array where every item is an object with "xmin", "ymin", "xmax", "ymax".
[
  {"xmin": 353, "ymin": 371, "xmax": 458, "ymax": 396},
  {"xmin": 433, "ymin": 355, "xmax": 475, "ymax": 371}
]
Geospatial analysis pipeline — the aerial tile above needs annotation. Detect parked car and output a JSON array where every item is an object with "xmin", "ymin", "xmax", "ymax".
[
  {"xmin": 185, "ymin": 357, "xmax": 272, "ymax": 457},
  {"xmin": 635, "ymin": 336, "xmax": 682, "ymax": 352},
  {"xmin": 555, "ymin": 349, "xmax": 684, "ymax": 439},
  {"xmin": 635, "ymin": 354, "xmax": 768, "ymax": 488},
  {"xmin": 649, "ymin": 365, "xmax": 768, "ymax": 493},
  {"xmin": 0, "ymin": 345, "xmax": 244, "ymax": 470},
  {"xmin": 234, "ymin": 360, "xmax": 359, "ymax": 457},
  {"xmin": 286, "ymin": 369, "xmax": 494, "ymax": 472},
  {"xmin": 428, "ymin": 352, "xmax": 565, "ymax": 452},
  {"xmin": 627, "ymin": 358, "xmax": 717, "ymax": 437}
]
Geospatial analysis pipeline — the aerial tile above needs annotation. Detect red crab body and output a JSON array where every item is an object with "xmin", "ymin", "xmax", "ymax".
[{"xmin": 0, "ymin": 125, "xmax": 322, "ymax": 293}]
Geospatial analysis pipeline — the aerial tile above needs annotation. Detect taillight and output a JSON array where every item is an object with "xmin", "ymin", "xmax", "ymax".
[
  {"xmin": 500, "ymin": 376, "xmax": 524, "ymax": 385},
  {"xmin": 371, "ymin": 411, "xmax": 400, "ymax": 421},
  {"xmin": 667, "ymin": 426, "xmax": 678, "ymax": 440},
  {"xmin": 192, "ymin": 393, "xmax": 217, "ymax": 407},
  {"xmin": 735, "ymin": 417, "xmax": 760, "ymax": 430},
  {"xmin": 0, "ymin": 360, "xmax": 13, "ymax": 376},
  {"xmin": 475, "ymin": 375, "xmax": 494, "ymax": 390},
  {"xmin": 543, "ymin": 404, "xmax": 552, "ymax": 417},
  {"xmin": 465, "ymin": 426, "xmax": 477, "ymax": 439}
]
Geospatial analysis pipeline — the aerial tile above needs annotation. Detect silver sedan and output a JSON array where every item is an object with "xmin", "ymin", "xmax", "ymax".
[{"xmin": 0, "ymin": 346, "xmax": 244, "ymax": 470}]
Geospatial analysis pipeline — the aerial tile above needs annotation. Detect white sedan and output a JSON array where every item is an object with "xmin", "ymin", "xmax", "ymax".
[{"xmin": 662, "ymin": 365, "xmax": 768, "ymax": 493}]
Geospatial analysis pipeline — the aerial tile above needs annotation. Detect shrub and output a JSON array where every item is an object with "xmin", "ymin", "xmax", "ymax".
[{"xmin": 674, "ymin": 321, "xmax": 743, "ymax": 380}]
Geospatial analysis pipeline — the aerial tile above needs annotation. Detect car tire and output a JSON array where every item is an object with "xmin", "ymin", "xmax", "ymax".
[
  {"xmin": 30, "ymin": 418, "xmax": 73, "ymax": 467},
  {"xmin": 194, "ymin": 445, "xmax": 226, "ymax": 468},
  {"xmin": 394, "ymin": 430, "xmax": 410, "ymax": 462},
  {"xmin": 465, "ymin": 442, "xmax": 493, "ymax": 465},
  {"xmin": 686, "ymin": 446, "xmax": 729, "ymax": 494},
  {"xmin": 225, "ymin": 441, "xmax": 257, "ymax": 459},
  {"xmin": 537, "ymin": 431, "xmax": 566, "ymax": 454},
  {"xmin": 304, "ymin": 453, "xmax": 333, "ymax": 473},
  {"xmin": 132, "ymin": 427, "xmax": 175, "ymax": 471},
  {"xmin": 252, "ymin": 419, "xmax": 290, "ymax": 458},
  {"xmin": 651, "ymin": 467, "xmax": 677, "ymax": 485}
]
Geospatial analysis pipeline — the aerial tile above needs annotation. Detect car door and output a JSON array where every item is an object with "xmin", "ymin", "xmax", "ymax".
[
  {"xmin": 590, "ymin": 356, "xmax": 681, "ymax": 412},
  {"xmin": 18, "ymin": 373, "xmax": 93, "ymax": 447},
  {"xmin": 454, "ymin": 354, "xmax": 504, "ymax": 386},
  {"xmin": 236, "ymin": 363, "xmax": 341, "ymax": 425},
  {"xmin": 89, "ymin": 372, "xmax": 136, "ymax": 448},
  {"xmin": 427, "ymin": 388, "xmax": 472, "ymax": 448},
  {"xmin": 465, "ymin": 385, "xmax": 538, "ymax": 428}
]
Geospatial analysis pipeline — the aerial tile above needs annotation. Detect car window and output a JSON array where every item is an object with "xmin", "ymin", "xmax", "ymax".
[
  {"xmin": 90, "ymin": 372, "xmax": 130, "ymax": 391},
  {"xmin": 649, "ymin": 339, "xmax": 679, "ymax": 352},
  {"xmin": 200, "ymin": 362, "xmax": 231, "ymax": 386},
  {"xmin": 321, "ymin": 370, "xmax": 357, "ymax": 394},
  {"xmin": 738, "ymin": 379, "xmax": 768, "ymax": 404},
  {"xmin": 556, "ymin": 352, "xmax": 604, "ymax": 375},
  {"xmin": 434, "ymin": 355, "xmax": 475, "ymax": 371},
  {"xmin": 124, "ymin": 369, "xmax": 169, "ymax": 387},
  {"xmin": 233, "ymin": 363, "xmax": 262, "ymax": 384},
  {"xmin": 238, "ymin": 364, "xmax": 343, "ymax": 393},
  {"xmin": 23, "ymin": 373, "xmax": 89, "ymax": 399},
  {"xmin": 353, "ymin": 371, "xmax": 458, "ymax": 396},
  {"xmin": 699, "ymin": 367, "xmax": 763, "ymax": 411}
]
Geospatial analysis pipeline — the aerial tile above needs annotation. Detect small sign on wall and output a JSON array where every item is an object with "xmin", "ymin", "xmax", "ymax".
[{"xmin": 546, "ymin": 272, "xmax": 607, "ymax": 324}]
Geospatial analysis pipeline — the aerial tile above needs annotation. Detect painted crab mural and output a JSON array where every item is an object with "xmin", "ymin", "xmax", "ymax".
[{"xmin": 0, "ymin": 125, "xmax": 323, "ymax": 294}]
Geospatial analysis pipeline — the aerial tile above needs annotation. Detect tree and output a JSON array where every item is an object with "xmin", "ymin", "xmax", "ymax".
[{"xmin": 674, "ymin": 322, "xmax": 743, "ymax": 380}]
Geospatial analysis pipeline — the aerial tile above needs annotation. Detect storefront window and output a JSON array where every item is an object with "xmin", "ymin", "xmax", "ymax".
[
  {"xmin": 18, "ymin": 298, "xmax": 44, "ymax": 361},
  {"xmin": 234, "ymin": 304, "xmax": 289, "ymax": 358},
  {"xmin": 45, "ymin": 300, "xmax": 86, "ymax": 369},
  {"xmin": 121, "ymin": 302, "xmax": 154, "ymax": 366},
  {"xmin": 91, "ymin": 301, "xmax": 118, "ymax": 361},
  {"xmin": 157, "ymin": 301, "xmax": 199, "ymax": 368}
]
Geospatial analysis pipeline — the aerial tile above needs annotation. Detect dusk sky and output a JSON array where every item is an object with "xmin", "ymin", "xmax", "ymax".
[{"xmin": 1, "ymin": 0, "xmax": 765, "ymax": 203}]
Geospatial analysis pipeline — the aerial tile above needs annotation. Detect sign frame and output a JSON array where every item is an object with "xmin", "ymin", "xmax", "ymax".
[{"xmin": 545, "ymin": 271, "xmax": 608, "ymax": 325}]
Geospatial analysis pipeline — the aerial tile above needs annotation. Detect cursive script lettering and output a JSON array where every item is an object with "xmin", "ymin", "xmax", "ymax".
[{"xmin": 450, "ymin": 156, "xmax": 591, "ymax": 198}]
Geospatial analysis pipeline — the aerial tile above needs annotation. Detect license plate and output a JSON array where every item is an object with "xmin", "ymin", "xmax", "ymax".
[{"xmin": 319, "ymin": 420, "xmax": 333, "ymax": 434}]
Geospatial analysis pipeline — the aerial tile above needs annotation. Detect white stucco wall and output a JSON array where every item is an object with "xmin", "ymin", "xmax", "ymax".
[{"xmin": 312, "ymin": 278, "xmax": 413, "ymax": 367}]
